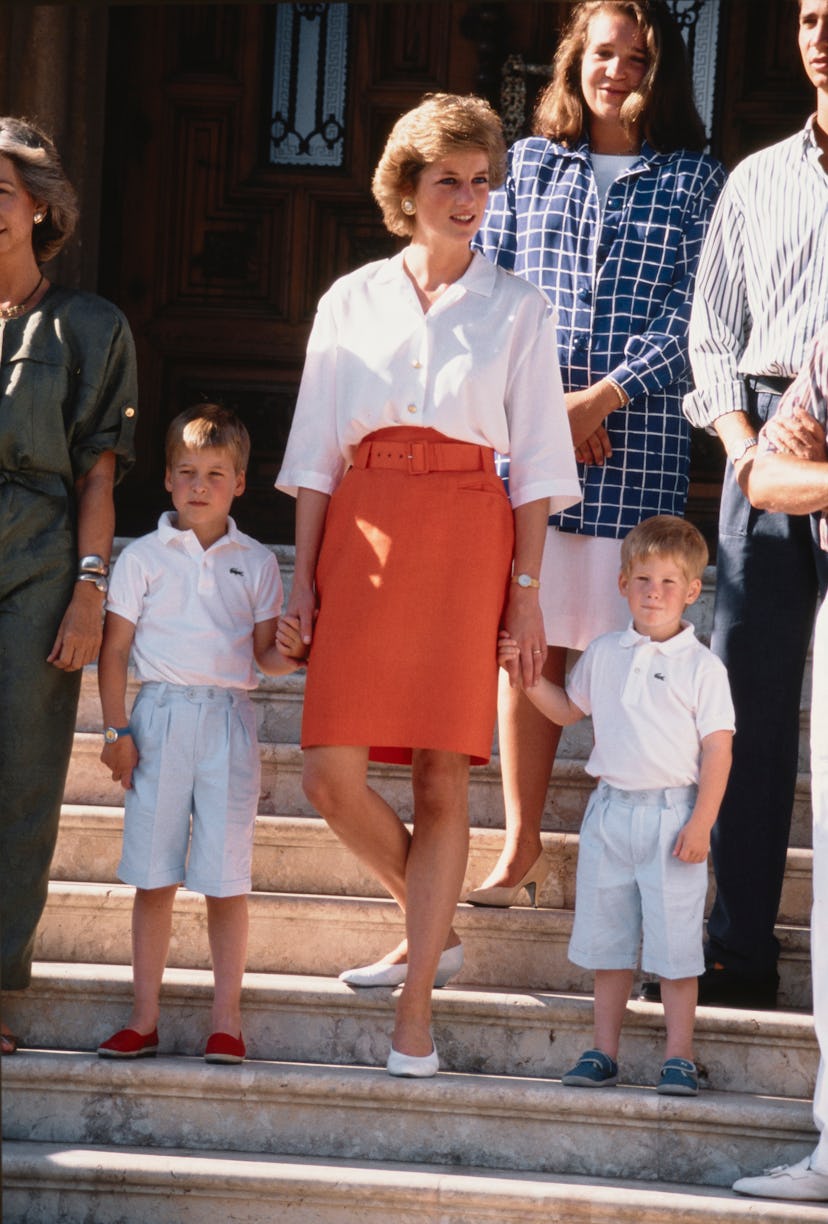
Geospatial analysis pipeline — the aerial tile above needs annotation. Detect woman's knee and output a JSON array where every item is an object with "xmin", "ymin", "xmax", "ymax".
[
  {"xmin": 302, "ymin": 748, "xmax": 367, "ymax": 819},
  {"xmin": 412, "ymin": 751, "xmax": 469, "ymax": 815}
]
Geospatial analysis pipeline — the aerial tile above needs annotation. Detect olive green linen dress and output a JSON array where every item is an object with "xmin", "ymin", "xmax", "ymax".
[{"xmin": 0, "ymin": 285, "xmax": 137, "ymax": 989}]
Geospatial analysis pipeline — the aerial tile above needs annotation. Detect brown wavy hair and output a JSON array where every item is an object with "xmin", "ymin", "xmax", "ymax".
[
  {"xmin": 533, "ymin": 1, "xmax": 707, "ymax": 153},
  {"xmin": 372, "ymin": 93, "xmax": 507, "ymax": 238},
  {"xmin": 0, "ymin": 117, "xmax": 78, "ymax": 263}
]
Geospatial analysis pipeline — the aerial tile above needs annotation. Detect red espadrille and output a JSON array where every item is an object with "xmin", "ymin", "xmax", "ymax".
[
  {"xmin": 97, "ymin": 1027, "xmax": 159, "ymax": 1058},
  {"xmin": 204, "ymin": 1031, "xmax": 246, "ymax": 1063}
]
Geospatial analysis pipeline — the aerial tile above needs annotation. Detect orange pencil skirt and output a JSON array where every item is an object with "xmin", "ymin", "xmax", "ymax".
[{"xmin": 301, "ymin": 427, "xmax": 515, "ymax": 766}]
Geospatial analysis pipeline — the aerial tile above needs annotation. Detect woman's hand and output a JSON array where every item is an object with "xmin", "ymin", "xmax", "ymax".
[
  {"xmin": 575, "ymin": 425, "xmax": 613, "ymax": 465},
  {"xmin": 48, "ymin": 581, "xmax": 105, "ymax": 670},
  {"xmin": 286, "ymin": 582, "xmax": 318, "ymax": 648},
  {"xmin": 566, "ymin": 380, "xmax": 623, "ymax": 452},
  {"xmin": 503, "ymin": 587, "xmax": 546, "ymax": 688}
]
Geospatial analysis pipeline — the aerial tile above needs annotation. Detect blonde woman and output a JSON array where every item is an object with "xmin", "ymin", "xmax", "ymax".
[{"xmin": 277, "ymin": 93, "xmax": 579, "ymax": 1075}]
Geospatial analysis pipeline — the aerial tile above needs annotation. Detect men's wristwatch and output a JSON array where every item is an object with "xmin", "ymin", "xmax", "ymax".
[
  {"xmin": 103, "ymin": 726, "xmax": 131, "ymax": 744},
  {"xmin": 511, "ymin": 573, "xmax": 541, "ymax": 589},
  {"xmin": 729, "ymin": 436, "xmax": 758, "ymax": 467}
]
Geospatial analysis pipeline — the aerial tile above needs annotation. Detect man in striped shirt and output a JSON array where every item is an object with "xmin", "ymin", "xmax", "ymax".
[
  {"xmin": 732, "ymin": 323, "xmax": 828, "ymax": 1201},
  {"xmin": 680, "ymin": 0, "xmax": 828, "ymax": 1011}
]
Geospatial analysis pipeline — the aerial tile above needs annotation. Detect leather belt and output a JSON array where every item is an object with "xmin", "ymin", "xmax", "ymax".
[
  {"xmin": 352, "ymin": 438, "xmax": 495, "ymax": 475},
  {"xmin": 746, "ymin": 375, "xmax": 794, "ymax": 396}
]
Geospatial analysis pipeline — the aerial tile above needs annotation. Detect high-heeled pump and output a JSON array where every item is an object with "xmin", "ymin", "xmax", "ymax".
[
  {"xmin": 464, "ymin": 851, "xmax": 550, "ymax": 908},
  {"xmin": 339, "ymin": 942, "xmax": 464, "ymax": 988}
]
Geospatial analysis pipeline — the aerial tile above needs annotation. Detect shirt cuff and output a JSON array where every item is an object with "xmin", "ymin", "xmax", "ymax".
[{"xmin": 682, "ymin": 382, "xmax": 750, "ymax": 430}]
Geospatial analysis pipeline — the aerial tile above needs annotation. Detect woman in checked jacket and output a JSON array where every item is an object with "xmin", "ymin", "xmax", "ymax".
[{"xmin": 467, "ymin": 0, "xmax": 726, "ymax": 908}]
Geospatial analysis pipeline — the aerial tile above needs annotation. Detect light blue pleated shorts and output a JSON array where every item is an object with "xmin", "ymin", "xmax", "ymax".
[
  {"xmin": 119, "ymin": 682, "xmax": 260, "ymax": 897},
  {"xmin": 568, "ymin": 780, "xmax": 707, "ymax": 980}
]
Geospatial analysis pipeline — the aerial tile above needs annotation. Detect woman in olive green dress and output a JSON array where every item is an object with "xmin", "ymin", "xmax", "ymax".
[{"xmin": 0, "ymin": 117, "xmax": 138, "ymax": 1053}]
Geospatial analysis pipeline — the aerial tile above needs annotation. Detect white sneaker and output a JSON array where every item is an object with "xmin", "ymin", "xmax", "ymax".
[{"xmin": 732, "ymin": 1155, "xmax": 828, "ymax": 1201}]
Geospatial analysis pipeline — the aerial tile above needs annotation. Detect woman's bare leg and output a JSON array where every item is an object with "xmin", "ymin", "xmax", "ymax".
[
  {"xmin": 473, "ymin": 647, "xmax": 566, "ymax": 890},
  {"xmin": 392, "ymin": 749, "xmax": 470, "ymax": 1056},
  {"xmin": 303, "ymin": 745, "xmax": 459, "ymax": 966}
]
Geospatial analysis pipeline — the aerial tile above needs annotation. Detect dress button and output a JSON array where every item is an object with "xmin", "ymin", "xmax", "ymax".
[
  {"xmin": 124, "ymin": 406, "xmax": 136, "ymax": 418},
  {"xmin": 407, "ymin": 403, "xmax": 418, "ymax": 414},
  {"xmin": 411, "ymin": 359, "xmax": 421, "ymax": 368}
]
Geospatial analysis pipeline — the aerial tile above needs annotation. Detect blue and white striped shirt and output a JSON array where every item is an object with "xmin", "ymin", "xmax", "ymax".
[
  {"xmin": 475, "ymin": 136, "xmax": 726, "ymax": 537},
  {"xmin": 685, "ymin": 118, "xmax": 828, "ymax": 429}
]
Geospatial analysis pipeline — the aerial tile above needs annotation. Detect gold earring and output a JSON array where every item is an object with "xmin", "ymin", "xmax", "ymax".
[
  {"xmin": 33, "ymin": 212, "xmax": 45, "ymax": 224},
  {"xmin": 401, "ymin": 198, "xmax": 416, "ymax": 216}
]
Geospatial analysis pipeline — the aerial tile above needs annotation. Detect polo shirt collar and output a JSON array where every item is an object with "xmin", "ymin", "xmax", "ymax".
[
  {"xmin": 157, "ymin": 510, "xmax": 243, "ymax": 553},
  {"xmin": 619, "ymin": 620, "xmax": 696, "ymax": 653}
]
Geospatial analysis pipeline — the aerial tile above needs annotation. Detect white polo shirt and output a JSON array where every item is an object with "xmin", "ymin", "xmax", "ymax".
[
  {"xmin": 107, "ymin": 512, "xmax": 284, "ymax": 689},
  {"xmin": 275, "ymin": 250, "xmax": 581, "ymax": 512},
  {"xmin": 567, "ymin": 622, "xmax": 735, "ymax": 791}
]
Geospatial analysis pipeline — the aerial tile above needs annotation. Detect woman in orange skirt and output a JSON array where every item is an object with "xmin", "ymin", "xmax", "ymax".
[{"xmin": 276, "ymin": 94, "xmax": 580, "ymax": 1076}]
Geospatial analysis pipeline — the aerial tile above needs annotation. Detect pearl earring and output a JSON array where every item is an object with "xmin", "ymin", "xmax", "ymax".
[
  {"xmin": 33, "ymin": 212, "xmax": 45, "ymax": 224},
  {"xmin": 401, "ymin": 198, "xmax": 416, "ymax": 216}
]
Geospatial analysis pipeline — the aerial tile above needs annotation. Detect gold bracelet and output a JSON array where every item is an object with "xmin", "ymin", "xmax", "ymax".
[{"xmin": 606, "ymin": 377, "xmax": 627, "ymax": 407}]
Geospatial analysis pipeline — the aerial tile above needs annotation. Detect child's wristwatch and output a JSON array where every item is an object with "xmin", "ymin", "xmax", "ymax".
[{"xmin": 104, "ymin": 725, "xmax": 131, "ymax": 744}]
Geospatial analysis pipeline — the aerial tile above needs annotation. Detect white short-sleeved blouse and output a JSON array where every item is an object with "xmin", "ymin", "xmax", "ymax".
[{"xmin": 276, "ymin": 250, "xmax": 581, "ymax": 513}]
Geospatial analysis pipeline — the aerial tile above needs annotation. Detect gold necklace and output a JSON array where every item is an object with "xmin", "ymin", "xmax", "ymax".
[{"xmin": 0, "ymin": 273, "xmax": 44, "ymax": 320}]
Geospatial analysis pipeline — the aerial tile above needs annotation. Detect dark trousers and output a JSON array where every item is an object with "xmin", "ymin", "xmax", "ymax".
[
  {"xmin": 707, "ymin": 382, "xmax": 827, "ymax": 978},
  {"xmin": 0, "ymin": 481, "xmax": 81, "ymax": 990}
]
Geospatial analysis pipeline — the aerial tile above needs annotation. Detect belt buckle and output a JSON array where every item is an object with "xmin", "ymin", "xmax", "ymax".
[{"xmin": 407, "ymin": 441, "xmax": 428, "ymax": 474}]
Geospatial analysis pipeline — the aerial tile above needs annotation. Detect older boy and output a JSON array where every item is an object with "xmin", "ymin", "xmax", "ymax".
[
  {"xmin": 499, "ymin": 516, "xmax": 734, "ymax": 1093},
  {"xmin": 97, "ymin": 404, "xmax": 305, "ymax": 1063}
]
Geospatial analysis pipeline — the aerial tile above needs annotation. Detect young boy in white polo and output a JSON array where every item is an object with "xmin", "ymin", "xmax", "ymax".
[
  {"xmin": 97, "ymin": 403, "xmax": 306, "ymax": 1064},
  {"xmin": 498, "ymin": 515, "xmax": 734, "ymax": 1094}
]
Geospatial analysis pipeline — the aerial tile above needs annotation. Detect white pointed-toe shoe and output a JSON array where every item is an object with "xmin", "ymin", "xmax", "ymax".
[{"xmin": 339, "ymin": 943, "xmax": 463, "ymax": 988}]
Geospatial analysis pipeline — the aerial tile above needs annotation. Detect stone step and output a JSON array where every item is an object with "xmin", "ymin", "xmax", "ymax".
[
  {"xmin": 1, "ymin": 1052, "xmax": 817, "ymax": 1189},
  {"xmin": 4, "ymin": 1140, "xmax": 825, "ymax": 1224},
  {"xmin": 2, "ymin": 962, "xmax": 817, "ymax": 1098},
  {"xmin": 64, "ymin": 732, "xmax": 816, "ymax": 846},
  {"xmin": 34, "ymin": 882, "xmax": 814, "ymax": 1009},
  {"xmin": 52, "ymin": 807, "xmax": 815, "ymax": 927}
]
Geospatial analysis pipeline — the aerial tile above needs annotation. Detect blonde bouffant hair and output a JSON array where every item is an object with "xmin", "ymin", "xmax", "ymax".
[
  {"xmin": 620, "ymin": 515, "xmax": 709, "ymax": 582},
  {"xmin": 372, "ymin": 93, "xmax": 507, "ymax": 238}
]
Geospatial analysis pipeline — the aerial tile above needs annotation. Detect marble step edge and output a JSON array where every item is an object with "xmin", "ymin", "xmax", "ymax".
[
  {"xmin": 4, "ymin": 1140, "xmax": 826, "ymax": 1224},
  {"xmin": 54, "ymin": 806, "xmax": 815, "ymax": 922},
  {"xmin": 3, "ymin": 962, "xmax": 817, "ymax": 1097},
  {"xmin": 2, "ymin": 1052, "xmax": 817, "ymax": 1190},
  {"xmin": 65, "ymin": 734, "xmax": 816, "ymax": 843},
  {"xmin": 35, "ymin": 883, "xmax": 814, "ymax": 1007}
]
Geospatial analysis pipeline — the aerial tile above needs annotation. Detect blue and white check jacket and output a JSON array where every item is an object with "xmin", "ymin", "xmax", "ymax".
[{"xmin": 474, "ymin": 137, "xmax": 726, "ymax": 537}]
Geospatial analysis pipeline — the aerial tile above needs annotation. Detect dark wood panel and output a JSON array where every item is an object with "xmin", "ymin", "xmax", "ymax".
[{"xmin": 100, "ymin": 0, "xmax": 811, "ymax": 547}]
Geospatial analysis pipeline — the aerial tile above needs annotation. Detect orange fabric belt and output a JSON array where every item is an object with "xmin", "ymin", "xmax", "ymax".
[{"xmin": 352, "ymin": 437, "xmax": 495, "ymax": 475}]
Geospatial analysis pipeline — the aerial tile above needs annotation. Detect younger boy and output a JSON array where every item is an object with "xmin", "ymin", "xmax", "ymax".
[
  {"xmin": 499, "ymin": 516, "xmax": 734, "ymax": 1094},
  {"xmin": 97, "ymin": 404, "xmax": 305, "ymax": 1063}
]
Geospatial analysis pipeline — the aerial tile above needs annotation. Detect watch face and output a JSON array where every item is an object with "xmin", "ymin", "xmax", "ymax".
[{"xmin": 104, "ymin": 727, "xmax": 119, "ymax": 743}]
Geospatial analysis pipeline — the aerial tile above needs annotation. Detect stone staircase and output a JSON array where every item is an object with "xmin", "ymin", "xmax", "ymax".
[{"xmin": 2, "ymin": 560, "xmax": 822, "ymax": 1222}]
